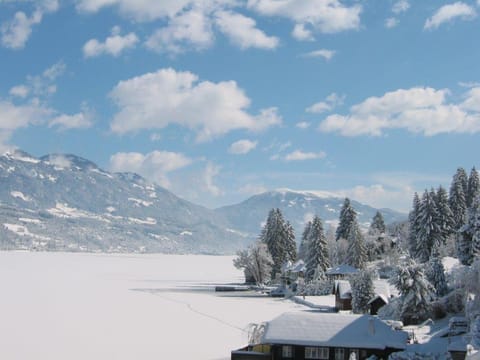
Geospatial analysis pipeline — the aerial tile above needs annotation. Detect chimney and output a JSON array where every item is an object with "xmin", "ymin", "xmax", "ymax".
[{"xmin": 368, "ymin": 317, "xmax": 375, "ymax": 336}]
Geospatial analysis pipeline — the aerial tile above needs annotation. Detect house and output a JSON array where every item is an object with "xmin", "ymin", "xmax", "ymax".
[
  {"xmin": 232, "ymin": 312, "xmax": 408, "ymax": 360},
  {"xmin": 368, "ymin": 280, "xmax": 397, "ymax": 315},
  {"xmin": 334, "ymin": 278, "xmax": 397, "ymax": 313},
  {"xmin": 282, "ymin": 260, "xmax": 306, "ymax": 281},
  {"xmin": 325, "ymin": 265, "xmax": 359, "ymax": 280},
  {"xmin": 333, "ymin": 280, "xmax": 352, "ymax": 311}
]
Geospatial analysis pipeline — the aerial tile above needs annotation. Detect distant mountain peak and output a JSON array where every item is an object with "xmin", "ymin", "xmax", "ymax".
[
  {"xmin": 40, "ymin": 153, "xmax": 101, "ymax": 171},
  {"xmin": 273, "ymin": 188, "xmax": 340, "ymax": 199}
]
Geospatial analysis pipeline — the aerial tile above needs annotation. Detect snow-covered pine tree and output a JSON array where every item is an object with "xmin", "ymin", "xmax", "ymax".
[
  {"xmin": 350, "ymin": 270, "xmax": 375, "ymax": 314},
  {"xmin": 408, "ymin": 192, "xmax": 421, "ymax": 257},
  {"xmin": 259, "ymin": 208, "xmax": 296, "ymax": 279},
  {"xmin": 450, "ymin": 168, "xmax": 468, "ymax": 230},
  {"xmin": 458, "ymin": 195, "xmax": 480, "ymax": 265},
  {"xmin": 260, "ymin": 208, "xmax": 285, "ymax": 278},
  {"xmin": 468, "ymin": 195, "xmax": 480, "ymax": 259},
  {"xmin": 336, "ymin": 198, "xmax": 357, "ymax": 241},
  {"xmin": 346, "ymin": 221, "xmax": 368, "ymax": 269},
  {"xmin": 390, "ymin": 258, "xmax": 435, "ymax": 325},
  {"xmin": 467, "ymin": 167, "xmax": 480, "ymax": 209},
  {"xmin": 426, "ymin": 247, "xmax": 448, "ymax": 297},
  {"xmin": 305, "ymin": 215, "xmax": 330, "ymax": 281},
  {"xmin": 284, "ymin": 220, "xmax": 297, "ymax": 263},
  {"xmin": 434, "ymin": 186, "xmax": 455, "ymax": 247},
  {"xmin": 369, "ymin": 211, "xmax": 386, "ymax": 235},
  {"xmin": 298, "ymin": 220, "xmax": 312, "ymax": 261},
  {"xmin": 416, "ymin": 189, "xmax": 440, "ymax": 263}
]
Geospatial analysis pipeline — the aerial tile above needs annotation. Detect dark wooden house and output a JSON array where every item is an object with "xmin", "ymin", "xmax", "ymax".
[
  {"xmin": 232, "ymin": 312, "xmax": 408, "ymax": 360},
  {"xmin": 333, "ymin": 280, "xmax": 352, "ymax": 311}
]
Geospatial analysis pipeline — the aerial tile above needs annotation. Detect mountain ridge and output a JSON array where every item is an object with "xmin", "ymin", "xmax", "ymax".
[{"xmin": 0, "ymin": 150, "xmax": 407, "ymax": 254}]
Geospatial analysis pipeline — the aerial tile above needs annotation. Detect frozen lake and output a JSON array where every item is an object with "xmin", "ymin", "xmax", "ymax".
[{"xmin": 0, "ymin": 251, "xmax": 305, "ymax": 360}]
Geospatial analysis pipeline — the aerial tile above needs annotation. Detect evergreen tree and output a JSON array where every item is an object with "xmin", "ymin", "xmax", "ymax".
[
  {"xmin": 350, "ymin": 270, "xmax": 375, "ymax": 314},
  {"xmin": 284, "ymin": 221, "xmax": 297, "ymax": 263},
  {"xmin": 305, "ymin": 216, "xmax": 330, "ymax": 281},
  {"xmin": 426, "ymin": 248, "xmax": 448, "ymax": 297},
  {"xmin": 408, "ymin": 192, "xmax": 421, "ymax": 257},
  {"xmin": 416, "ymin": 189, "xmax": 440, "ymax": 262},
  {"xmin": 459, "ymin": 195, "xmax": 480, "ymax": 265},
  {"xmin": 336, "ymin": 198, "xmax": 357, "ymax": 241},
  {"xmin": 467, "ymin": 167, "xmax": 480, "ymax": 209},
  {"xmin": 346, "ymin": 221, "xmax": 368, "ymax": 269},
  {"xmin": 390, "ymin": 258, "xmax": 435, "ymax": 325},
  {"xmin": 434, "ymin": 186, "xmax": 455, "ymax": 246},
  {"xmin": 471, "ymin": 196, "xmax": 480, "ymax": 259},
  {"xmin": 450, "ymin": 168, "xmax": 468, "ymax": 230},
  {"xmin": 298, "ymin": 220, "xmax": 312, "ymax": 261},
  {"xmin": 369, "ymin": 211, "xmax": 386, "ymax": 235},
  {"xmin": 259, "ymin": 208, "xmax": 296, "ymax": 278}
]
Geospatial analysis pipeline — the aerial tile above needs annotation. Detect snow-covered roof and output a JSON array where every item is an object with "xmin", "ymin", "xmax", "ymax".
[
  {"xmin": 326, "ymin": 264, "xmax": 359, "ymax": 276},
  {"xmin": 335, "ymin": 280, "xmax": 352, "ymax": 299},
  {"xmin": 261, "ymin": 312, "xmax": 408, "ymax": 350},
  {"xmin": 282, "ymin": 260, "xmax": 306, "ymax": 273}
]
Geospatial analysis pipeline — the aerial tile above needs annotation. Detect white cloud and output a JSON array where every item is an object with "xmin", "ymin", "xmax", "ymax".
[
  {"xmin": 48, "ymin": 111, "xmax": 93, "ymax": 130},
  {"xmin": 392, "ymin": 0, "xmax": 410, "ymax": 14},
  {"xmin": 145, "ymin": 9, "xmax": 214, "ymax": 54},
  {"xmin": 247, "ymin": 0, "xmax": 362, "ymax": 34},
  {"xmin": 319, "ymin": 86, "xmax": 480, "ymax": 136},
  {"xmin": 0, "ymin": 99, "xmax": 53, "ymax": 149},
  {"xmin": 337, "ymin": 184, "xmax": 413, "ymax": 212},
  {"xmin": 83, "ymin": 27, "xmax": 138, "ymax": 57},
  {"xmin": 238, "ymin": 183, "xmax": 267, "ymax": 195},
  {"xmin": 9, "ymin": 61, "xmax": 65, "ymax": 100},
  {"xmin": 75, "ymin": 0, "xmax": 230, "ymax": 22},
  {"xmin": 9, "ymin": 85, "xmax": 30, "ymax": 98},
  {"xmin": 301, "ymin": 49, "xmax": 336, "ymax": 60},
  {"xmin": 306, "ymin": 93, "xmax": 344, "ymax": 113},
  {"xmin": 229, "ymin": 139, "xmax": 258, "ymax": 154},
  {"xmin": 0, "ymin": 99, "xmax": 52, "ymax": 131},
  {"xmin": 385, "ymin": 17, "xmax": 399, "ymax": 28},
  {"xmin": 1, "ymin": 1, "xmax": 59, "ymax": 49},
  {"xmin": 296, "ymin": 121, "xmax": 311, "ymax": 129},
  {"xmin": 459, "ymin": 81, "xmax": 480, "ymax": 88},
  {"xmin": 291, "ymin": 23, "xmax": 314, "ymax": 41},
  {"xmin": 109, "ymin": 68, "xmax": 281, "ymax": 142},
  {"xmin": 1, "ymin": 11, "xmax": 41, "ymax": 49},
  {"xmin": 424, "ymin": 2, "xmax": 476, "ymax": 30},
  {"xmin": 284, "ymin": 150, "xmax": 326, "ymax": 161},
  {"xmin": 215, "ymin": 10, "xmax": 279, "ymax": 50},
  {"xmin": 109, "ymin": 150, "xmax": 192, "ymax": 189},
  {"xmin": 461, "ymin": 87, "xmax": 480, "ymax": 112},
  {"xmin": 203, "ymin": 162, "xmax": 223, "ymax": 196}
]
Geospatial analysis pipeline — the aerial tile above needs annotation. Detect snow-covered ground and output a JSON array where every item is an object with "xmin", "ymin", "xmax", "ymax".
[{"xmin": 0, "ymin": 251, "xmax": 305, "ymax": 360}]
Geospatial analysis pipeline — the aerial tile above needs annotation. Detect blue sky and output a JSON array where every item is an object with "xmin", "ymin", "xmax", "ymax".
[{"xmin": 1, "ymin": 0, "xmax": 479, "ymax": 212}]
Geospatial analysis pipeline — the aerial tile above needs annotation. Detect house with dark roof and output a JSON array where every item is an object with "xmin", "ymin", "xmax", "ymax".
[
  {"xmin": 232, "ymin": 312, "xmax": 408, "ymax": 360},
  {"xmin": 333, "ymin": 280, "xmax": 352, "ymax": 311},
  {"xmin": 325, "ymin": 265, "xmax": 359, "ymax": 280},
  {"xmin": 332, "ymin": 278, "xmax": 396, "ymax": 313}
]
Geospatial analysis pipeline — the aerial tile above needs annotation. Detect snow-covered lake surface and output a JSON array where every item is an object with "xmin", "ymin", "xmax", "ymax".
[{"xmin": 0, "ymin": 251, "xmax": 305, "ymax": 360}]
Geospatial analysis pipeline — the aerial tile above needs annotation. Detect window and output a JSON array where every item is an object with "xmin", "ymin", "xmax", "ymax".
[
  {"xmin": 335, "ymin": 348, "xmax": 345, "ymax": 360},
  {"xmin": 282, "ymin": 345, "xmax": 293, "ymax": 358},
  {"xmin": 305, "ymin": 347, "xmax": 329, "ymax": 359}
]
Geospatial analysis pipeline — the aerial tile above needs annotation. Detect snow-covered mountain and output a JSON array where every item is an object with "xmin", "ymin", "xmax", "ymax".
[
  {"xmin": 0, "ymin": 150, "xmax": 406, "ymax": 254},
  {"xmin": 216, "ymin": 189, "xmax": 406, "ymax": 239},
  {"xmin": 0, "ymin": 151, "xmax": 247, "ymax": 254}
]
